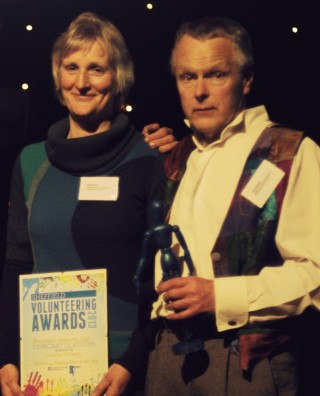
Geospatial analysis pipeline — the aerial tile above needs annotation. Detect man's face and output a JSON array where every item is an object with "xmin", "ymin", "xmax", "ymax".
[{"xmin": 173, "ymin": 35, "xmax": 253, "ymax": 144}]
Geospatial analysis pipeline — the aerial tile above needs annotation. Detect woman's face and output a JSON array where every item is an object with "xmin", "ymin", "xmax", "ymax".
[{"xmin": 59, "ymin": 40, "xmax": 117, "ymax": 130}]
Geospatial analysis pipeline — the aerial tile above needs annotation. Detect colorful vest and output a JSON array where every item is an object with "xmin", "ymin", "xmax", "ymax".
[
  {"xmin": 163, "ymin": 125, "xmax": 304, "ymax": 370},
  {"xmin": 213, "ymin": 126, "xmax": 304, "ymax": 278}
]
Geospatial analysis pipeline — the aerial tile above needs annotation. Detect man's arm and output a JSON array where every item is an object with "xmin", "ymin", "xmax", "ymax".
[
  {"xmin": 143, "ymin": 123, "xmax": 178, "ymax": 153},
  {"xmin": 215, "ymin": 137, "xmax": 320, "ymax": 331}
]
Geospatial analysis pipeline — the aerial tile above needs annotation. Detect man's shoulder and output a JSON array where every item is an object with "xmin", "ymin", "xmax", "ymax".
[
  {"xmin": 164, "ymin": 134, "xmax": 195, "ymax": 180},
  {"xmin": 268, "ymin": 123, "xmax": 304, "ymax": 138},
  {"xmin": 267, "ymin": 124, "xmax": 304, "ymax": 162},
  {"xmin": 166, "ymin": 134, "xmax": 195, "ymax": 162}
]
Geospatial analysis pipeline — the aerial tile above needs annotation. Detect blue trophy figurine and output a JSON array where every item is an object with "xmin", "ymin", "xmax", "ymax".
[{"xmin": 134, "ymin": 200, "xmax": 204, "ymax": 355}]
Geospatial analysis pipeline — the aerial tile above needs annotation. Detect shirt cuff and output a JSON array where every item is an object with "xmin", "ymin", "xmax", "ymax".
[{"xmin": 215, "ymin": 276, "xmax": 249, "ymax": 332}]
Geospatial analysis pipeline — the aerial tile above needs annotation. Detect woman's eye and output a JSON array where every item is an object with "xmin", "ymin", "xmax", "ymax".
[
  {"xmin": 64, "ymin": 64, "xmax": 77, "ymax": 71},
  {"xmin": 89, "ymin": 67, "xmax": 105, "ymax": 75}
]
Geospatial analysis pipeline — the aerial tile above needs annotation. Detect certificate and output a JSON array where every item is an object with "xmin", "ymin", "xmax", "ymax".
[{"xmin": 20, "ymin": 269, "xmax": 108, "ymax": 395}]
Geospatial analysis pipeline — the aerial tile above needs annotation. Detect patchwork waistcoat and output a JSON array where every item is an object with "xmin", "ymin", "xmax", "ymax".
[
  {"xmin": 164, "ymin": 125, "xmax": 304, "ymax": 275},
  {"xmin": 163, "ymin": 125, "xmax": 304, "ymax": 369}
]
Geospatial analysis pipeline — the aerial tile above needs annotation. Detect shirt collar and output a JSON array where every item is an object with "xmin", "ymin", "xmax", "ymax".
[{"xmin": 191, "ymin": 105, "xmax": 271, "ymax": 151}]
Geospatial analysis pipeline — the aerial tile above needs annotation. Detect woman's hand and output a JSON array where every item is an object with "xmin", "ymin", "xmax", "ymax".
[
  {"xmin": 91, "ymin": 363, "xmax": 131, "ymax": 396},
  {"xmin": 143, "ymin": 123, "xmax": 178, "ymax": 153},
  {"xmin": 0, "ymin": 364, "xmax": 23, "ymax": 396}
]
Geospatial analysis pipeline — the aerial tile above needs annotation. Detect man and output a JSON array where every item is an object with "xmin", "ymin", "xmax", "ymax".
[{"xmin": 142, "ymin": 17, "xmax": 320, "ymax": 395}]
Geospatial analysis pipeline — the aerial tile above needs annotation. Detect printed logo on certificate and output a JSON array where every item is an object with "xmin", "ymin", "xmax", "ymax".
[{"xmin": 19, "ymin": 269, "xmax": 108, "ymax": 396}]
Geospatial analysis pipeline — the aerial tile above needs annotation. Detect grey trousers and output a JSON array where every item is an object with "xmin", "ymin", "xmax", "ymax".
[{"xmin": 145, "ymin": 329, "xmax": 298, "ymax": 396}]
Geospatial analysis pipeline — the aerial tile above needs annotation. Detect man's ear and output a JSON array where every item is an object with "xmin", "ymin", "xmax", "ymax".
[{"xmin": 242, "ymin": 67, "xmax": 254, "ymax": 95}]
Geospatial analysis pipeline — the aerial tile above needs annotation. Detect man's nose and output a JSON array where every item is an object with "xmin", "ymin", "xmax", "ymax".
[{"xmin": 194, "ymin": 78, "xmax": 209, "ymax": 102}]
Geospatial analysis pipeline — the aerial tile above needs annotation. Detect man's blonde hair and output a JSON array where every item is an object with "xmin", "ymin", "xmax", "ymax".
[{"xmin": 170, "ymin": 16, "xmax": 254, "ymax": 77}]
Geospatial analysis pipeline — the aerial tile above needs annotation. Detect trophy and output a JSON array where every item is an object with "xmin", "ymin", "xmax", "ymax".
[{"xmin": 134, "ymin": 200, "xmax": 204, "ymax": 355}]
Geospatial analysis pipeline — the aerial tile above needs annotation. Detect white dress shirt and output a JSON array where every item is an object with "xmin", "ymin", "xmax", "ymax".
[{"xmin": 151, "ymin": 105, "xmax": 320, "ymax": 332}]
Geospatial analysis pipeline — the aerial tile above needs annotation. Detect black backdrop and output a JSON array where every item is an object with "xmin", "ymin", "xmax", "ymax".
[
  {"xmin": 0, "ymin": 0, "xmax": 319, "ymax": 143},
  {"xmin": 0, "ymin": 1, "xmax": 319, "ymax": 394}
]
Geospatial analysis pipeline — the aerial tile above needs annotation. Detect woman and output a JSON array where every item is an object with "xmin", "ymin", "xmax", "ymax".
[{"xmin": 0, "ymin": 12, "xmax": 174, "ymax": 396}]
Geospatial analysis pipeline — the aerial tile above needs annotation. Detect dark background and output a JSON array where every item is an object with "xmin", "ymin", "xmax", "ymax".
[
  {"xmin": 0, "ymin": 0, "xmax": 319, "ymax": 143},
  {"xmin": 0, "ymin": 2, "xmax": 320, "ymax": 394}
]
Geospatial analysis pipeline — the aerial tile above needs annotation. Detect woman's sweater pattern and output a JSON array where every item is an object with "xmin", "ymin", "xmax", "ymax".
[{"xmin": 0, "ymin": 114, "xmax": 158, "ymax": 378}]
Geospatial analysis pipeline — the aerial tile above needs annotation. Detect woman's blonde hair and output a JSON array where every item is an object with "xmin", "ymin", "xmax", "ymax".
[{"xmin": 52, "ymin": 12, "xmax": 134, "ymax": 110}]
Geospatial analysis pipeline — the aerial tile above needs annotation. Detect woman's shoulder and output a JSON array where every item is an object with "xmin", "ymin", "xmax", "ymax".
[
  {"xmin": 19, "ymin": 141, "xmax": 48, "ymax": 192},
  {"xmin": 20, "ymin": 140, "xmax": 47, "ymax": 165},
  {"xmin": 122, "ymin": 131, "xmax": 159, "ymax": 165}
]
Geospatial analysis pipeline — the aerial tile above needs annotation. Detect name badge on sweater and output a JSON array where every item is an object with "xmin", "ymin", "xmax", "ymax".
[
  {"xmin": 241, "ymin": 160, "xmax": 285, "ymax": 208},
  {"xmin": 78, "ymin": 177, "xmax": 119, "ymax": 201}
]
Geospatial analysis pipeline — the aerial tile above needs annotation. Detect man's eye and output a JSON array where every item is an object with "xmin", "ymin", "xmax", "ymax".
[
  {"xmin": 212, "ymin": 71, "xmax": 226, "ymax": 79},
  {"xmin": 181, "ymin": 74, "xmax": 193, "ymax": 81}
]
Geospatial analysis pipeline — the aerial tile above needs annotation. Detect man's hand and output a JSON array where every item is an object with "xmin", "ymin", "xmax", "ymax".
[
  {"xmin": 143, "ymin": 123, "xmax": 178, "ymax": 153},
  {"xmin": 157, "ymin": 276, "xmax": 215, "ymax": 320},
  {"xmin": 0, "ymin": 364, "xmax": 23, "ymax": 396},
  {"xmin": 91, "ymin": 363, "xmax": 131, "ymax": 396}
]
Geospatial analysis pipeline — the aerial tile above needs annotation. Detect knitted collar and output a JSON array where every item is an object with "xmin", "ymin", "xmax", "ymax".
[{"xmin": 45, "ymin": 113, "xmax": 140, "ymax": 176}]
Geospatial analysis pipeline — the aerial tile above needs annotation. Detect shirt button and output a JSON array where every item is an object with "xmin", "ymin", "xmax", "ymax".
[
  {"xmin": 228, "ymin": 320, "xmax": 237, "ymax": 326},
  {"xmin": 211, "ymin": 252, "xmax": 221, "ymax": 262}
]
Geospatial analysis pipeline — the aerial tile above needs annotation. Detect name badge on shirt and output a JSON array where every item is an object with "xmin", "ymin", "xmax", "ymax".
[
  {"xmin": 241, "ymin": 160, "xmax": 285, "ymax": 208},
  {"xmin": 78, "ymin": 177, "xmax": 119, "ymax": 201}
]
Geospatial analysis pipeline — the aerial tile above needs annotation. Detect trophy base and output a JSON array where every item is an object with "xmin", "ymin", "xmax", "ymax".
[{"xmin": 172, "ymin": 338, "xmax": 204, "ymax": 355}]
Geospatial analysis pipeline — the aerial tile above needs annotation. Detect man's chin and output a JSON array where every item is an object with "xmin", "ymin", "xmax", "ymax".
[{"xmin": 191, "ymin": 125, "xmax": 222, "ymax": 145}]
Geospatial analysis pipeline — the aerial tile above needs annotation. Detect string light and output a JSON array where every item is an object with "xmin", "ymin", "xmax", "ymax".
[
  {"xmin": 21, "ymin": 83, "xmax": 29, "ymax": 90},
  {"xmin": 146, "ymin": 3, "xmax": 153, "ymax": 10},
  {"xmin": 292, "ymin": 26, "xmax": 298, "ymax": 33},
  {"xmin": 26, "ymin": 25, "xmax": 33, "ymax": 31},
  {"xmin": 125, "ymin": 105, "xmax": 133, "ymax": 112}
]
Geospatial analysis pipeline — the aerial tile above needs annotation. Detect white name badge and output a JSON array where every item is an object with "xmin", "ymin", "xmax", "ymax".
[
  {"xmin": 241, "ymin": 160, "xmax": 285, "ymax": 208},
  {"xmin": 78, "ymin": 177, "xmax": 119, "ymax": 201}
]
